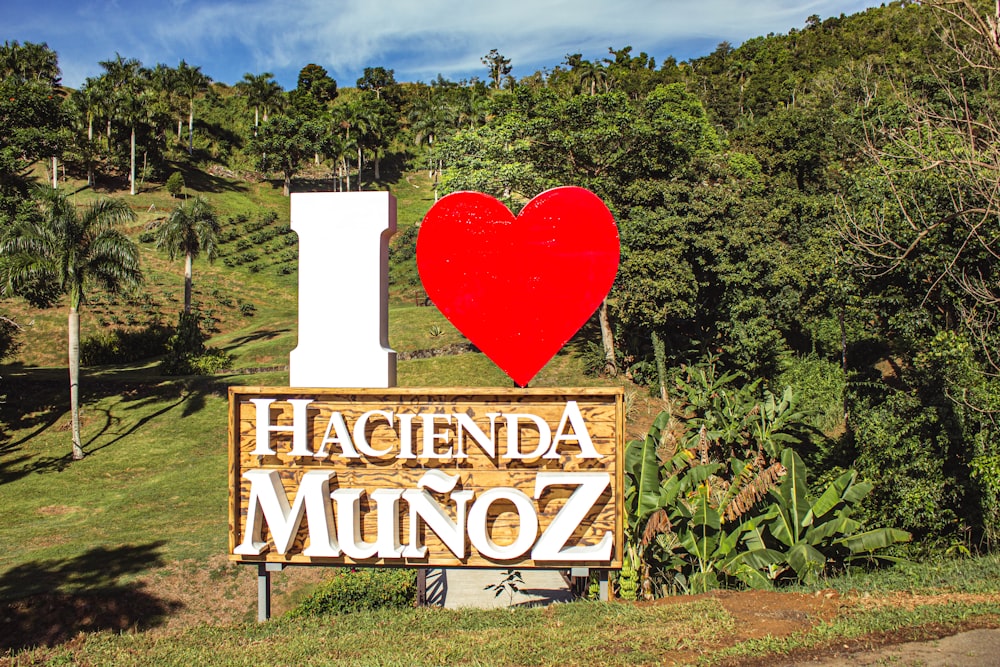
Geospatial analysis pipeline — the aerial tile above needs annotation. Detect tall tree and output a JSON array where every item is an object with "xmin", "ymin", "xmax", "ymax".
[
  {"xmin": 150, "ymin": 63, "xmax": 183, "ymax": 143},
  {"xmin": 0, "ymin": 41, "xmax": 63, "ymax": 221},
  {"xmin": 250, "ymin": 113, "xmax": 323, "ymax": 195},
  {"xmin": 155, "ymin": 196, "xmax": 219, "ymax": 313},
  {"xmin": 176, "ymin": 60, "xmax": 211, "ymax": 154},
  {"xmin": 482, "ymin": 49, "xmax": 512, "ymax": 90},
  {"xmin": 238, "ymin": 71, "xmax": 283, "ymax": 133},
  {"xmin": 98, "ymin": 53, "xmax": 149, "ymax": 195},
  {"xmin": 292, "ymin": 63, "xmax": 337, "ymax": 117},
  {"xmin": 357, "ymin": 66, "xmax": 397, "ymax": 101},
  {"xmin": 0, "ymin": 39, "xmax": 60, "ymax": 86},
  {"xmin": 0, "ymin": 188, "xmax": 140, "ymax": 459}
]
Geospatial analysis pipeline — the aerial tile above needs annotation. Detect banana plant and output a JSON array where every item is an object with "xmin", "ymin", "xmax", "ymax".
[{"xmin": 761, "ymin": 449, "xmax": 911, "ymax": 584}]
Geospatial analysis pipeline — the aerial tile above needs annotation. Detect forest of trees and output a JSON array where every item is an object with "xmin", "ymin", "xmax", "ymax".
[{"xmin": 4, "ymin": 0, "xmax": 1000, "ymax": 561}]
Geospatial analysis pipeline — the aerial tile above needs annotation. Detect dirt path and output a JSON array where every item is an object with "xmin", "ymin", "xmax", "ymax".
[{"xmin": 779, "ymin": 628, "xmax": 1000, "ymax": 666}]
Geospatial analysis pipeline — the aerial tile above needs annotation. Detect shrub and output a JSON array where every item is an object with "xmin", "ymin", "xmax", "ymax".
[
  {"xmin": 0, "ymin": 316, "xmax": 22, "ymax": 362},
  {"xmin": 238, "ymin": 301, "xmax": 256, "ymax": 317},
  {"xmin": 138, "ymin": 230, "xmax": 155, "ymax": 243},
  {"xmin": 81, "ymin": 323, "xmax": 173, "ymax": 366},
  {"xmin": 165, "ymin": 171, "xmax": 185, "ymax": 198},
  {"xmin": 289, "ymin": 568, "xmax": 416, "ymax": 617},
  {"xmin": 159, "ymin": 312, "xmax": 233, "ymax": 375}
]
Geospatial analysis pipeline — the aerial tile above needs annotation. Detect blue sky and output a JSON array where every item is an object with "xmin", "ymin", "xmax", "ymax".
[{"xmin": 5, "ymin": 1, "xmax": 884, "ymax": 90}]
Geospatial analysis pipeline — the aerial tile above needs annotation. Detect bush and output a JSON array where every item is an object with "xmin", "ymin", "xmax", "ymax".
[
  {"xmin": 0, "ymin": 316, "xmax": 22, "ymax": 362},
  {"xmin": 81, "ymin": 323, "xmax": 173, "ymax": 366},
  {"xmin": 165, "ymin": 171, "xmax": 185, "ymax": 198},
  {"xmin": 238, "ymin": 301, "xmax": 256, "ymax": 317},
  {"xmin": 138, "ymin": 230, "xmax": 155, "ymax": 243},
  {"xmin": 159, "ymin": 312, "xmax": 233, "ymax": 375},
  {"xmin": 289, "ymin": 568, "xmax": 416, "ymax": 617}
]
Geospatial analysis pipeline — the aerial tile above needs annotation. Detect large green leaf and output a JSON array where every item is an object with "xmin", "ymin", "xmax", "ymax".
[
  {"xmin": 804, "ymin": 469, "xmax": 856, "ymax": 524},
  {"xmin": 737, "ymin": 548, "xmax": 785, "ymax": 570},
  {"xmin": 768, "ymin": 503, "xmax": 797, "ymax": 548},
  {"xmin": 786, "ymin": 542, "xmax": 827, "ymax": 584},
  {"xmin": 835, "ymin": 528, "xmax": 911, "ymax": 554},
  {"xmin": 738, "ymin": 511, "xmax": 777, "ymax": 551},
  {"xmin": 780, "ymin": 449, "xmax": 810, "ymax": 538},
  {"xmin": 625, "ymin": 412, "xmax": 668, "ymax": 526},
  {"xmin": 690, "ymin": 484, "xmax": 721, "ymax": 530},
  {"xmin": 807, "ymin": 515, "xmax": 861, "ymax": 544},
  {"xmin": 678, "ymin": 527, "xmax": 718, "ymax": 563},
  {"xmin": 842, "ymin": 479, "xmax": 874, "ymax": 505},
  {"xmin": 689, "ymin": 570, "xmax": 720, "ymax": 594},
  {"xmin": 680, "ymin": 463, "xmax": 722, "ymax": 494}
]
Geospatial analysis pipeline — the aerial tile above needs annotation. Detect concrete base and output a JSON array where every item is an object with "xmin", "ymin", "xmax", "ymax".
[{"xmin": 426, "ymin": 568, "xmax": 574, "ymax": 609}]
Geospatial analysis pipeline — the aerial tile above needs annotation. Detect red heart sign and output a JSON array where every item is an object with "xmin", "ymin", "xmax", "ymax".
[{"xmin": 416, "ymin": 187, "xmax": 620, "ymax": 387}]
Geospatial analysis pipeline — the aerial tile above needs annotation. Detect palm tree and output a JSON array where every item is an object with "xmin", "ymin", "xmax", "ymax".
[
  {"xmin": 0, "ymin": 188, "xmax": 141, "ymax": 460},
  {"xmin": 238, "ymin": 72, "xmax": 283, "ymax": 134},
  {"xmin": 99, "ymin": 53, "xmax": 149, "ymax": 195},
  {"xmin": 155, "ymin": 196, "xmax": 219, "ymax": 313},
  {"xmin": 336, "ymin": 101, "xmax": 373, "ymax": 190},
  {"xmin": 176, "ymin": 60, "xmax": 211, "ymax": 154},
  {"xmin": 409, "ymin": 92, "xmax": 454, "ymax": 200},
  {"xmin": 150, "ymin": 63, "xmax": 183, "ymax": 143}
]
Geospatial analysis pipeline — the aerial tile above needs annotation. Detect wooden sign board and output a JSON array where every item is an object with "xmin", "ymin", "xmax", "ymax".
[{"xmin": 229, "ymin": 387, "xmax": 623, "ymax": 568}]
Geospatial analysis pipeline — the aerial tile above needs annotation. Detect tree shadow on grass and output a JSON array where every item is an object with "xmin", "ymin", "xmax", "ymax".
[
  {"xmin": 0, "ymin": 541, "xmax": 182, "ymax": 651},
  {"xmin": 0, "ymin": 370, "xmax": 224, "ymax": 485},
  {"xmin": 221, "ymin": 327, "xmax": 290, "ymax": 352},
  {"xmin": 174, "ymin": 161, "xmax": 248, "ymax": 195}
]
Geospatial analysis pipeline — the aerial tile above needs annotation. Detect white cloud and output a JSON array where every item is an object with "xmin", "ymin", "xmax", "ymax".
[{"xmin": 11, "ymin": 0, "xmax": 884, "ymax": 87}]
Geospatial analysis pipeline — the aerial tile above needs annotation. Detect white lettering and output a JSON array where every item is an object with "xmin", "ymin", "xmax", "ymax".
[
  {"xmin": 455, "ymin": 412, "xmax": 500, "ymax": 459},
  {"xmin": 502, "ymin": 414, "xmax": 552, "ymax": 459},
  {"xmin": 250, "ymin": 398, "xmax": 313, "ymax": 456},
  {"xmin": 234, "ymin": 469, "xmax": 340, "ymax": 556},
  {"xmin": 532, "ymin": 472, "xmax": 613, "ymax": 561},
  {"xmin": 330, "ymin": 488, "xmax": 380, "ymax": 559},
  {"xmin": 396, "ymin": 412, "xmax": 417, "ymax": 459},
  {"xmin": 317, "ymin": 411, "xmax": 360, "ymax": 458},
  {"xmin": 420, "ymin": 414, "xmax": 453, "ymax": 459},
  {"xmin": 467, "ymin": 487, "xmax": 539, "ymax": 560},
  {"xmin": 544, "ymin": 401, "xmax": 602, "ymax": 459},
  {"xmin": 402, "ymin": 470, "xmax": 473, "ymax": 558},
  {"xmin": 353, "ymin": 410, "xmax": 394, "ymax": 457}
]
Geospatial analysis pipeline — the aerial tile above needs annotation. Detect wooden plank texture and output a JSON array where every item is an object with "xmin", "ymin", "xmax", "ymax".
[{"xmin": 229, "ymin": 387, "xmax": 623, "ymax": 568}]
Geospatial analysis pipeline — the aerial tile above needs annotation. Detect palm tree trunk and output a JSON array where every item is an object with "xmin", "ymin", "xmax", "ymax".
[
  {"xmin": 87, "ymin": 118, "xmax": 94, "ymax": 186},
  {"xmin": 357, "ymin": 147, "xmax": 363, "ymax": 191},
  {"xmin": 188, "ymin": 102, "xmax": 194, "ymax": 154},
  {"xmin": 184, "ymin": 252, "xmax": 193, "ymax": 314},
  {"xmin": 651, "ymin": 330, "xmax": 667, "ymax": 401},
  {"xmin": 178, "ymin": 118, "xmax": 183, "ymax": 142},
  {"xmin": 51, "ymin": 157, "xmax": 58, "ymax": 189},
  {"xmin": 130, "ymin": 126, "xmax": 137, "ymax": 196},
  {"xmin": 68, "ymin": 305, "xmax": 84, "ymax": 460},
  {"xmin": 599, "ymin": 298, "xmax": 616, "ymax": 375},
  {"xmin": 343, "ymin": 156, "xmax": 350, "ymax": 191}
]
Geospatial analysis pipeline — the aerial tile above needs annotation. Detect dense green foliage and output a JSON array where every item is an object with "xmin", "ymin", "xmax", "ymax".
[
  {"xmin": 289, "ymin": 568, "xmax": 416, "ymax": 617},
  {"xmin": 623, "ymin": 363, "xmax": 909, "ymax": 597},
  {"xmin": 159, "ymin": 311, "xmax": 232, "ymax": 375}
]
